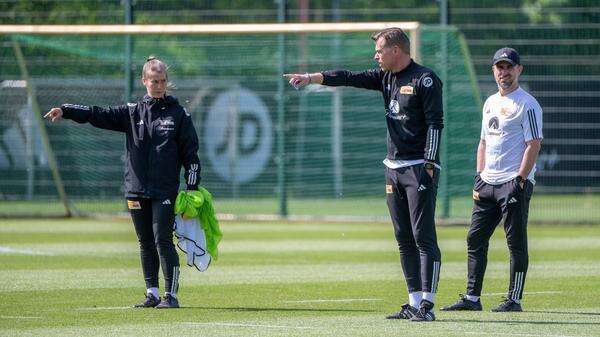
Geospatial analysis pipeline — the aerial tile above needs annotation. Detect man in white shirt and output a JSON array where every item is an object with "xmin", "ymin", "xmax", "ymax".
[{"xmin": 441, "ymin": 47, "xmax": 543, "ymax": 312}]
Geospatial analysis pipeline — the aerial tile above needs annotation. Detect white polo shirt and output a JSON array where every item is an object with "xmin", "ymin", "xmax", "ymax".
[{"xmin": 480, "ymin": 87, "xmax": 543, "ymax": 185}]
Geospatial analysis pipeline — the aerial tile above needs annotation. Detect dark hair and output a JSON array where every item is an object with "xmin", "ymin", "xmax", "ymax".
[{"xmin": 371, "ymin": 28, "xmax": 411, "ymax": 54}]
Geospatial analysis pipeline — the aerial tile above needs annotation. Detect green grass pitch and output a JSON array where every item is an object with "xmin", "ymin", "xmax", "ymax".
[
  {"xmin": 1, "ymin": 218, "xmax": 600, "ymax": 336},
  {"xmin": 1, "ymin": 194, "xmax": 599, "ymax": 223}
]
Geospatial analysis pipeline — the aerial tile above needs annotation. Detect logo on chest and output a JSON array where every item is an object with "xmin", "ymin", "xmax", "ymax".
[
  {"xmin": 157, "ymin": 117, "xmax": 175, "ymax": 132},
  {"xmin": 389, "ymin": 100, "xmax": 400, "ymax": 114},
  {"xmin": 387, "ymin": 100, "xmax": 407, "ymax": 121},
  {"xmin": 488, "ymin": 116, "xmax": 501, "ymax": 135},
  {"xmin": 500, "ymin": 106, "xmax": 514, "ymax": 116},
  {"xmin": 400, "ymin": 85, "xmax": 414, "ymax": 95},
  {"xmin": 488, "ymin": 116, "xmax": 499, "ymax": 130}
]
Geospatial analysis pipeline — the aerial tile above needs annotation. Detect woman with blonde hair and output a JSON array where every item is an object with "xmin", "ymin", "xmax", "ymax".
[{"xmin": 45, "ymin": 56, "xmax": 201, "ymax": 309}]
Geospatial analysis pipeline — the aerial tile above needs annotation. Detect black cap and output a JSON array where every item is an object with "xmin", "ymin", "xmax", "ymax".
[{"xmin": 493, "ymin": 47, "xmax": 520, "ymax": 66}]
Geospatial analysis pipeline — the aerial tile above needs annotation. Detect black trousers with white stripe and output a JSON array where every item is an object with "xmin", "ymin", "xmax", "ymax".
[
  {"xmin": 129, "ymin": 196, "xmax": 180, "ymax": 294},
  {"xmin": 385, "ymin": 165, "xmax": 442, "ymax": 294},
  {"xmin": 467, "ymin": 176, "xmax": 533, "ymax": 300}
]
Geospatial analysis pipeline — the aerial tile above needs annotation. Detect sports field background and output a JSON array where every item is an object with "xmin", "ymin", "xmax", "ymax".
[
  {"xmin": 1, "ymin": 2, "xmax": 599, "ymax": 336},
  {"xmin": 1, "ymin": 5, "xmax": 598, "ymax": 223},
  {"xmin": 1, "ymin": 218, "xmax": 599, "ymax": 337},
  {"xmin": 1, "ymin": 194, "xmax": 598, "ymax": 223}
]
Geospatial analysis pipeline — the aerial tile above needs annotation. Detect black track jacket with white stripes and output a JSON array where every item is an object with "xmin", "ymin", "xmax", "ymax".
[
  {"xmin": 61, "ymin": 95, "xmax": 200, "ymax": 199},
  {"xmin": 322, "ymin": 60, "xmax": 443, "ymax": 163}
]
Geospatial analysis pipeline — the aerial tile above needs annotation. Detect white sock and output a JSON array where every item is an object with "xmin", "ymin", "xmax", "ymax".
[
  {"xmin": 165, "ymin": 291, "xmax": 177, "ymax": 299},
  {"xmin": 422, "ymin": 292, "xmax": 435, "ymax": 304},
  {"xmin": 408, "ymin": 291, "xmax": 422, "ymax": 308},
  {"xmin": 147, "ymin": 287, "xmax": 159, "ymax": 299},
  {"xmin": 465, "ymin": 295, "xmax": 479, "ymax": 302}
]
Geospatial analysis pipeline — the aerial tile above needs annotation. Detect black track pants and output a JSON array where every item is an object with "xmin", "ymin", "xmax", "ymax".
[
  {"xmin": 467, "ymin": 176, "xmax": 533, "ymax": 300},
  {"xmin": 128, "ymin": 197, "xmax": 180, "ymax": 294},
  {"xmin": 386, "ymin": 165, "xmax": 442, "ymax": 294}
]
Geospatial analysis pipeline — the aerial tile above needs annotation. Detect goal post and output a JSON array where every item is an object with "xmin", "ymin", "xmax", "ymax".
[
  {"xmin": 11, "ymin": 38, "xmax": 73, "ymax": 217},
  {"xmin": 0, "ymin": 22, "xmax": 482, "ymax": 222}
]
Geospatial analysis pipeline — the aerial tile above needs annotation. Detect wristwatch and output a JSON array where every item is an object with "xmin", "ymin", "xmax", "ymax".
[{"xmin": 423, "ymin": 162, "xmax": 435, "ymax": 170}]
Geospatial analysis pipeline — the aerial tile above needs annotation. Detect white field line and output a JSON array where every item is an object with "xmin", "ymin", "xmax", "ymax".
[
  {"xmin": 283, "ymin": 298, "xmax": 382, "ymax": 303},
  {"xmin": 481, "ymin": 291, "xmax": 562, "ymax": 296},
  {"xmin": 0, "ymin": 315, "xmax": 41, "ymax": 319},
  {"xmin": 183, "ymin": 322, "xmax": 315, "ymax": 330},
  {"xmin": 75, "ymin": 306, "xmax": 131, "ymax": 311},
  {"xmin": 0, "ymin": 246, "xmax": 53, "ymax": 256}
]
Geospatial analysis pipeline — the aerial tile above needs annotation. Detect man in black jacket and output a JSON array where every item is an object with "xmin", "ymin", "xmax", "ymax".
[
  {"xmin": 284, "ymin": 28, "xmax": 443, "ymax": 321},
  {"xmin": 45, "ymin": 57, "xmax": 200, "ymax": 309}
]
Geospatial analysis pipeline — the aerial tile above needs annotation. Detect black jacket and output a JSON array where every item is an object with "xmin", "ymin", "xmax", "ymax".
[
  {"xmin": 322, "ymin": 60, "xmax": 444, "ymax": 163},
  {"xmin": 61, "ymin": 95, "xmax": 200, "ymax": 199}
]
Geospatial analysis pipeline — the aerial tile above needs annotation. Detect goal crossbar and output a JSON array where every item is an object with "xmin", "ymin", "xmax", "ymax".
[
  {"xmin": 0, "ymin": 22, "xmax": 420, "ymax": 35},
  {"xmin": 0, "ymin": 22, "xmax": 422, "ymax": 63}
]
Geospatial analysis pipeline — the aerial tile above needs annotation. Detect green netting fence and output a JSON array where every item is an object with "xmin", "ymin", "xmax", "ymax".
[{"xmin": 0, "ymin": 26, "xmax": 597, "ymax": 223}]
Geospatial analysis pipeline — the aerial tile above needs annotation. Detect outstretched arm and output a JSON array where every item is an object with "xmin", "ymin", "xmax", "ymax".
[
  {"xmin": 284, "ymin": 69, "xmax": 383, "ymax": 91},
  {"xmin": 45, "ymin": 104, "xmax": 129, "ymax": 132}
]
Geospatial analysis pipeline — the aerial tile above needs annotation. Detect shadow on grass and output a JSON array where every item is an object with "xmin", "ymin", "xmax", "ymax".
[
  {"xmin": 178, "ymin": 306, "xmax": 376, "ymax": 313},
  {"xmin": 439, "ymin": 318, "xmax": 600, "ymax": 326},
  {"xmin": 526, "ymin": 310, "xmax": 600, "ymax": 316}
]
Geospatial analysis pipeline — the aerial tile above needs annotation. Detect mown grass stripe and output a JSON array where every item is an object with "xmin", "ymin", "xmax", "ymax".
[
  {"xmin": 4, "ymin": 237, "xmax": 600, "ymax": 256},
  {"xmin": 183, "ymin": 322, "xmax": 316, "ymax": 330},
  {"xmin": 1, "ymin": 261, "xmax": 598, "ymax": 292},
  {"xmin": 283, "ymin": 298, "xmax": 382, "ymax": 303},
  {"xmin": 1, "ymin": 219, "xmax": 600, "ymax": 337}
]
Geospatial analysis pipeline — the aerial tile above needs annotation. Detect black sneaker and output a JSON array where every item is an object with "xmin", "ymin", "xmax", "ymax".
[
  {"xmin": 133, "ymin": 293, "xmax": 160, "ymax": 308},
  {"xmin": 491, "ymin": 297, "xmax": 522, "ymax": 312},
  {"xmin": 155, "ymin": 294, "xmax": 180, "ymax": 309},
  {"xmin": 410, "ymin": 299, "xmax": 436, "ymax": 322},
  {"xmin": 386, "ymin": 303, "xmax": 418, "ymax": 319},
  {"xmin": 441, "ymin": 294, "xmax": 483, "ymax": 311}
]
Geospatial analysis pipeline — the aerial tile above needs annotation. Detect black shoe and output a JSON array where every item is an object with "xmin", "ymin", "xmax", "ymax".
[
  {"xmin": 410, "ymin": 300, "xmax": 436, "ymax": 322},
  {"xmin": 386, "ymin": 303, "xmax": 418, "ymax": 319},
  {"xmin": 155, "ymin": 294, "xmax": 180, "ymax": 309},
  {"xmin": 491, "ymin": 297, "xmax": 522, "ymax": 312},
  {"xmin": 133, "ymin": 293, "xmax": 160, "ymax": 308},
  {"xmin": 441, "ymin": 294, "xmax": 483, "ymax": 311}
]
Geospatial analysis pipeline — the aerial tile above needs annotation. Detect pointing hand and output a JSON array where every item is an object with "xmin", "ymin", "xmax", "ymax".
[{"xmin": 44, "ymin": 108, "xmax": 63, "ymax": 122}]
